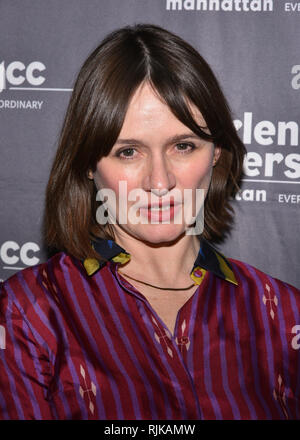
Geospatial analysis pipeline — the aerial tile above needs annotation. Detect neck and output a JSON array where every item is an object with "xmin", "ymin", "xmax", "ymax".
[{"xmin": 112, "ymin": 228, "xmax": 200, "ymax": 285}]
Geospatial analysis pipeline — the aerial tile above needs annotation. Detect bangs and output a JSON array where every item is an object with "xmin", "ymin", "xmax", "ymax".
[{"xmin": 147, "ymin": 77, "xmax": 214, "ymax": 143}]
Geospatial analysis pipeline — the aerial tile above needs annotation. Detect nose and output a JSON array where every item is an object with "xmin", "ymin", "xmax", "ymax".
[{"xmin": 142, "ymin": 152, "xmax": 176, "ymax": 196}]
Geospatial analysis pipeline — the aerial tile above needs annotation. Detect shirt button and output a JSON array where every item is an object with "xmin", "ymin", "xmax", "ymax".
[{"xmin": 176, "ymin": 336, "xmax": 190, "ymax": 345}]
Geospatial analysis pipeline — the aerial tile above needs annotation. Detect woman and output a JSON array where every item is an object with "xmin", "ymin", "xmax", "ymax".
[{"xmin": 0, "ymin": 24, "xmax": 299, "ymax": 420}]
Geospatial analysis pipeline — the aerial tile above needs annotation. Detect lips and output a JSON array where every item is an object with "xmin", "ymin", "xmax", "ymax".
[{"xmin": 140, "ymin": 200, "xmax": 179, "ymax": 210}]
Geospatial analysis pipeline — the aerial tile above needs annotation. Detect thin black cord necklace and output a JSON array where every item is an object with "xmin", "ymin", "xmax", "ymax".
[{"xmin": 117, "ymin": 268, "xmax": 195, "ymax": 291}]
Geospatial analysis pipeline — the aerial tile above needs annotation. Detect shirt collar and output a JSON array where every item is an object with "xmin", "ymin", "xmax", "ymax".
[{"xmin": 83, "ymin": 237, "xmax": 238, "ymax": 286}]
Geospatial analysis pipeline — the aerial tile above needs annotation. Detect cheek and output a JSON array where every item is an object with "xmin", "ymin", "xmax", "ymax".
[
  {"xmin": 94, "ymin": 161, "xmax": 141, "ymax": 194},
  {"xmin": 179, "ymin": 160, "xmax": 213, "ymax": 189},
  {"xmin": 94, "ymin": 170, "xmax": 119, "ymax": 192}
]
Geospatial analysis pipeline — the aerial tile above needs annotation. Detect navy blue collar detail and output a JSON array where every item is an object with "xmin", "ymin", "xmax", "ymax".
[{"xmin": 83, "ymin": 237, "xmax": 238, "ymax": 285}]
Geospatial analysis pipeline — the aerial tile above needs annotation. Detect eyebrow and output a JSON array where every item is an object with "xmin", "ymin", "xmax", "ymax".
[{"xmin": 115, "ymin": 133, "xmax": 203, "ymax": 147}]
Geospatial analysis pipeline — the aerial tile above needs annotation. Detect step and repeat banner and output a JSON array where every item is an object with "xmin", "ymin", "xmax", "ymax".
[{"xmin": 0, "ymin": 0, "xmax": 299, "ymax": 287}]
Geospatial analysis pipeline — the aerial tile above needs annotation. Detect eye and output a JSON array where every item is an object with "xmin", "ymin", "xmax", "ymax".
[
  {"xmin": 115, "ymin": 147, "xmax": 137, "ymax": 160},
  {"xmin": 175, "ymin": 142, "xmax": 196, "ymax": 154}
]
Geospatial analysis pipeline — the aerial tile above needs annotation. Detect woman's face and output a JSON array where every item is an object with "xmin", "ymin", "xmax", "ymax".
[{"xmin": 90, "ymin": 82, "xmax": 220, "ymax": 244}]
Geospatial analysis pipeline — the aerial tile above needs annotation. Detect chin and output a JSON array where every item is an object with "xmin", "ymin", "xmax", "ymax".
[{"xmin": 128, "ymin": 223, "xmax": 187, "ymax": 245}]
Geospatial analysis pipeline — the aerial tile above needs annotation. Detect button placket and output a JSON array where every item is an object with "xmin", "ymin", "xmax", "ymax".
[
  {"xmin": 151, "ymin": 316, "xmax": 175, "ymax": 358},
  {"xmin": 175, "ymin": 319, "xmax": 191, "ymax": 353},
  {"xmin": 111, "ymin": 262, "xmax": 148, "ymax": 303},
  {"xmin": 111, "ymin": 261, "xmax": 193, "ymax": 360},
  {"xmin": 112, "ymin": 263, "xmax": 178, "ymax": 358}
]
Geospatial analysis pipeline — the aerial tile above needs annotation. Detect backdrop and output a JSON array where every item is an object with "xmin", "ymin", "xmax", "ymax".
[{"xmin": 0, "ymin": 0, "xmax": 299, "ymax": 288}]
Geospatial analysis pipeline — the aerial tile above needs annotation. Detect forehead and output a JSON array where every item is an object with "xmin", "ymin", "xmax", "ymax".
[{"xmin": 119, "ymin": 81, "xmax": 206, "ymax": 134}]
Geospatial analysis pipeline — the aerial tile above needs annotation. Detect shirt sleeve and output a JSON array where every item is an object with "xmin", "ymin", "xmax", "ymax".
[{"xmin": 0, "ymin": 280, "xmax": 55, "ymax": 420}]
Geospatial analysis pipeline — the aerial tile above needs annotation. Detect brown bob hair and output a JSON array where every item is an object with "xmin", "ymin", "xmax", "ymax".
[{"xmin": 44, "ymin": 23, "xmax": 246, "ymax": 261}]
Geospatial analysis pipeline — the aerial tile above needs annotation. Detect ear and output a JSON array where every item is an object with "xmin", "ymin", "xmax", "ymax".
[
  {"xmin": 213, "ymin": 145, "xmax": 221, "ymax": 166},
  {"xmin": 87, "ymin": 170, "xmax": 94, "ymax": 180}
]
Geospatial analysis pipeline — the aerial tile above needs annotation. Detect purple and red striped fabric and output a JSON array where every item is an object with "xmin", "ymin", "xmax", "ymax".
[{"xmin": 0, "ymin": 245, "xmax": 300, "ymax": 419}]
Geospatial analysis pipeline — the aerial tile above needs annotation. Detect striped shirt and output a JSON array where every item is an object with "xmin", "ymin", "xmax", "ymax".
[{"xmin": 0, "ymin": 237, "xmax": 300, "ymax": 420}]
